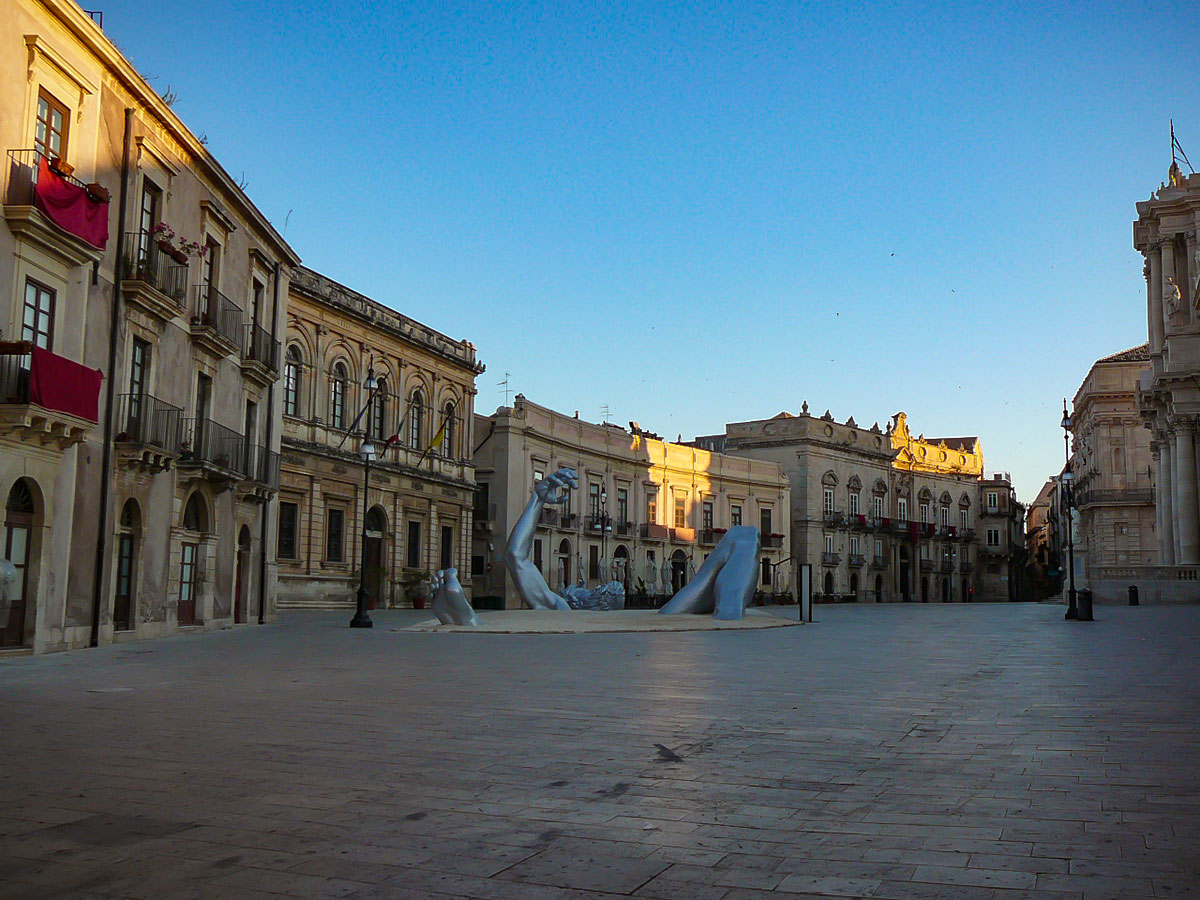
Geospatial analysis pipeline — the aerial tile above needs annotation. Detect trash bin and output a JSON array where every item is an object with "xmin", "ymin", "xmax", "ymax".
[
  {"xmin": 1077, "ymin": 589, "xmax": 1094, "ymax": 621},
  {"xmin": 1128, "ymin": 585, "xmax": 1139, "ymax": 606}
]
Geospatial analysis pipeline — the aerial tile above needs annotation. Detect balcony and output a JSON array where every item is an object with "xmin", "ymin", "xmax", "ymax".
[
  {"xmin": 870, "ymin": 555, "xmax": 887, "ymax": 569},
  {"xmin": 699, "ymin": 527, "xmax": 725, "ymax": 545},
  {"xmin": 918, "ymin": 522, "xmax": 936, "ymax": 538},
  {"xmin": 121, "ymin": 231, "xmax": 188, "ymax": 325},
  {"xmin": 821, "ymin": 552, "xmax": 840, "ymax": 566},
  {"xmin": 919, "ymin": 559, "xmax": 935, "ymax": 573},
  {"xmin": 587, "ymin": 515, "xmax": 612, "ymax": 533},
  {"xmin": 940, "ymin": 560, "xmax": 954, "ymax": 574},
  {"xmin": 615, "ymin": 521, "xmax": 633, "ymax": 537},
  {"xmin": 177, "ymin": 418, "xmax": 245, "ymax": 489},
  {"xmin": 938, "ymin": 525, "xmax": 958, "ymax": 540},
  {"xmin": 239, "ymin": 443, "xmax": 280, "ymax": 503},
  {"xmin": 190, "ymin": 284, "xmax": 243, "ymax": 358},
  {"xmin": 640, "ymin": 523, "xmax": 669, "ymax": 541},
  {"xmin": 0, "ymin": 342, "xmax": 100, "ymax": 449},
  {"xmin": 559, "ymin": 512, "xmax": 577, "ymax": 529},
  {"xmin": 980, "ymin": 505, "xmax": 1003, "ymax": 518},
  {"xmin": 670, "ymin": 527, "xmax": 695, "ymax": 543},
  {"xmin": 891, "ymin": 518, "xmax": 909, "ymax": 534},
  {"xmin": 823, "ymin": 511, "xmax": 845, "ymax": 527},
  {"xmin": 762, "ymin": 534, "xmax": 784, "ymax": 549},
  {"xmin": 848, "ymin": 514, "xmax": 868, "ymax": 531},
  {"xmin": 1076, "ymin": 488, "xmax": 1155, "ymax": 508},
  {"xmin": 959, "ymin": 528, "xmax": 976, "ymax": 541},
  {"xmin": 4, "ymin": 149, "xmax": 108, "ymax": 267},
  {"xmin": 847, "ymin": 553, "xmax": 865, "ymax": 568},
  {"xmin": 537, "ymin": 508, "xmax": 558, "ymax": 529},
  {"xmin": 241, "ymin": 323, "xmax": 281, "ymax": 387},
  {"xmin": 114, "ymin": 393, "xmax": 184, "ymax": 472}
]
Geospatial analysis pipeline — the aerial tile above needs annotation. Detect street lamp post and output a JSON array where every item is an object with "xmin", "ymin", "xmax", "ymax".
[
  {"xmin": 350, "ymin": 366, "xmax": 379, "ymax": 629},
  {"xmin": 1061, "ymin": 399, "xmax": 1078, "ymax": 621},
  {"xmin": 600, "ymin": 487, "xmax": 609, "ymax": 570}
]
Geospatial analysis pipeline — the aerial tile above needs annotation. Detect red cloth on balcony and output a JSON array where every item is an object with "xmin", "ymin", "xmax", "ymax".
[
  {"xmin": 34, "ymin": 159, "xmax": 109, "ymax": 250},
  {"xmin": 29, "ymin": 346, "xmax": 102, "ymax": 423}
]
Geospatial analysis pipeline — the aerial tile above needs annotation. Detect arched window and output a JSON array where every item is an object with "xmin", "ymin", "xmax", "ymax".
[
  {"xmin": 3, "ymin": 479, "xmax": 38, "ymax": 647},
  {"xmin": 557, "ymin": 538, "xmax": 571, "ymax": 588},
  {"xmin": 408, "ymin": 389, "xmax": 425, "ymax": 449},
  {"xmin": 442, "ymin": 401, "xmax": 456, "ymax": 458},
  {"xmin": 182, "ymin": 492, "xmax": 208, "ymax": 533},
  {"xmin": 330, "ymin": 362, "xmax": 347, "ymax": 429},
  {"xmin": 284, "ymin": 346, "xmax": 302, "ymax": 417},
  {"xmin": 370, "ymin": 377, "xmax": 387, "ymax": 440}
]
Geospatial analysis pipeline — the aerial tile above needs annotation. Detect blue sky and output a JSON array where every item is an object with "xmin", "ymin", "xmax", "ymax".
[{"xmin": 104, "ymin": 1, "xmax": 1200, "ymax": 503}]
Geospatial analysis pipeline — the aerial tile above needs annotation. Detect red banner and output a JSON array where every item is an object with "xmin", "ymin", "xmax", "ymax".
[
  {"xmin": 34, "ymin": 159, "xmax": 109, "ymax": 250},
  {"xmin": 29, "ymin": 346, "xmax": 102, "ymax": 423}
]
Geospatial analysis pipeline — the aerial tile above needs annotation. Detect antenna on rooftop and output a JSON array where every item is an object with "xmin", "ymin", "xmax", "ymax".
[
  {"xmin": 499, "ymin": 372, "xmax": 512, "ymax": 406},
  {"xmin": 601, "ymin": 404, "xmax": 611, "ymax": 424}
]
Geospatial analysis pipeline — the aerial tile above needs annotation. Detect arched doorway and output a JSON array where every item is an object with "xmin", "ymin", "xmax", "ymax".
[
  {"xmin": 557, "ymin": 539, "xmax": 571, "ymax": 589},
  {"xmin": 962, "ymin": 577, "xmax": 971, "ymax": 602},
  {"xmin": 2, "ymin": 479, "xmax": 37, "ymax": 647},
  {"xmin": 849, "ymin": 572, "xmax": 859, "ymax": 600},
  {"xmin": 899, "ymin": 545, "xmax": 911, "ymax": 602},
  {"xmin": 670, "ymin": 550, "xmax": 688, "ymax": 593},
  {"xmin": 874, "ymin": 574, "xmax": 883, "ymax": 603},
  {"xmin": 114, "ymin": 499, "xmax": 140, "ymax": 632},
  {"xmin": 613, "ymin": 545, "xmax": 629, "ymax": 587},
  {"xmin": 823, "ymin": 571, "xmax": 833, "ymax": 596},
  {"xmin": 364, "ymin": 506, "xmax": 386, "ymax": 609},
  {"xmin": 179, "ymin": 492, "xmax": 208, "ymax": 626},
  {"xmin": 921, "ymin": 576, "xmax": 929, "ymax": 603},
  {"xmin": 941, "ymin": 578, "xmax": 950, "ymax": 603},
  {"xmin": 234, "ymin": 526, "xmax": 251, "ymax": 623}
]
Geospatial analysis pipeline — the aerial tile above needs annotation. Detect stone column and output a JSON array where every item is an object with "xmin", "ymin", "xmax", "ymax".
[
  {"xmin": 1162, "ymin": 239, "xmax": 1177, "ymax": 332},
  {"xmin": 1161, "ymin": 435, "xmax": 1175, "ymax": 564},
  {"xmin": 1174, "ymin": 419, "xmax": 1200, "ymax": 564},
  {"xmin": 1147, "ymin": 261, "xmax": 1163, "ymax": 353},
  {"xmin": 1150, "ymin": 249, "xmax": 1164, "ymax": 348}
]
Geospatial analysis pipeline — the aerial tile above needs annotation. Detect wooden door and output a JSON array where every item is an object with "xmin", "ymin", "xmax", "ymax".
[
  {"xmin": 365, "ymin": 536, "xmax": 382, "ymax": 609},
  {"xmin": 233, "ymin": 548, "xmax": 247, "ymax": 623},
  {"xmin": 113, "ymin": 532, "xmax": 134, "ymax": 631},
  {"xmin": 2, "ymin": 519, "xmax": 31, "ymax": 647},
  {"xmin": 178, "ymin": 542, "xmax": 197, "ymax": 625}
]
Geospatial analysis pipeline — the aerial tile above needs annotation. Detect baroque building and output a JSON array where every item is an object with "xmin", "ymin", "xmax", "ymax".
[
  {"xmin": 276, "ymin": 268, "xmax": 484, "ymax": 610},
  {"xmin": 471, "ymin": 396, "xmax": 790, "ymax": 609},
  {"xmin": 1067, "ymin": 344, "xmax": 1156, "ymax": 602},
  {"xmin": 2, "ymin": 0, "xmax": 298, "ymax": 652},
  {"xmin": 1136, "ymin": 164, "xmax": 1200, "ymax": 593},
  {"xmin": 696, "ymin": 409, "xmax": 1019, "ymax": 603}
]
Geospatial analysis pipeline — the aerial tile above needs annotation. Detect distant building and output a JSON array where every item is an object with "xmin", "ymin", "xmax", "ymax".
[
  {"xmin": 977, "ymin": 473, "xmax": 1027, "ymax": 602},
  {"xmin": 1068, "ymin": 344, "xmax": 1156, "ymax": 602},
  {"xmin": 1132, "ymin": 160, "xmax": 1200, "ymax": 600},
  {"xmin": 471, "ymin": 396, "xmax": 790, "ymax": 609},
  {"xmin": 1025, "ymin": 479, "xmax": 1060, "ymax": 600},
  {"xmin": 276, "ymin": 268, "xmax": 484, "ymax": 610},
  {"xmin": 697, "ymin": 408, "xmax": 1019, "ymax": 603}
]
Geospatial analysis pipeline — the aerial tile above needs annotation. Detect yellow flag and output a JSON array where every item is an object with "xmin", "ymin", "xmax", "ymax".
[{"xmin": 429, "ymin": 416, "xmax": 448, "ymax": 448}]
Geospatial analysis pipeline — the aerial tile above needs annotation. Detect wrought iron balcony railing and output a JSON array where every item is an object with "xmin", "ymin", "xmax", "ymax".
[
  {"xmin": 821, "ymin": 551, "xmax": 840, "ymax": 566},
  {"xmin": 191, "ymin": 284, "xmax": 244, "ymax": 350},
  {"xmin": 115, "ymin": 393, "xmax": 184, "ymax": 454},
  {"xmin": 122, "ymin": 231, "xmax": 188, "ymax": 303},
  {"xmin": 243, "ymin": 323, "xmax": 280, "ymax": 372},
  {"xmin": 180, "ymin": 418, "xmax": 244, "ymax": 473}
]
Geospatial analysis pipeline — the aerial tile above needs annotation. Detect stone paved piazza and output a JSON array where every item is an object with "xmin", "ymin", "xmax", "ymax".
[{"xmin": 1, "ymin": 603, "xmax": 1198, "ymax": 899}]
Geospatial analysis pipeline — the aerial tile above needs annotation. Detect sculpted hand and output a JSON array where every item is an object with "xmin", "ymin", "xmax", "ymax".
[{"xmin": 534, "ymin": 467, "xmax": 578, "ymax": 504}]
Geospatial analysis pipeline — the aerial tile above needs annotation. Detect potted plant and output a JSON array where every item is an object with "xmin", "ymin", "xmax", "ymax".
[{"xmin": 85, "ymin": 182, "xmax": 110, "ymax": 203}]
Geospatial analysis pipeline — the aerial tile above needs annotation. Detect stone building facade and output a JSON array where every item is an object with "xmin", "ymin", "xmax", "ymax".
[
  {"xmin": 977, "ymin": 473, "xmax": 1027, "ymax": 602},
  {"xmin": 1, "ymin": 0, "xmax": 298, "ymax": 653},
  {"xmin": 471, "ymin": 396, "xmax": 790, "ymax": 609},
  {"xmin": 1067, "ymin": 344, "xmax": 1156, "ymax": 602},
  {"xmin": 276, "ymin": 268, "xmax": 483, "ymax": 610},
  {"xmin": 1132, "ymin": 162, "xmax": 1200, "ymax": 601},
  {"xmin": 696, "ymin": 409, "xmax": 1017, "ymax": 603}
]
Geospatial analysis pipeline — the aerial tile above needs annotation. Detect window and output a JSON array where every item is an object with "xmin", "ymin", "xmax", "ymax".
[
  {"xmin": 761, "ymin": 558, "xmax": 772, "ymax": 586},
  {"xmin": 278, "ymin": 502, "xmax": 298, "ymax": 559},
  {"xmin": 408, "ymin": 390, "xmax": 425, "ymax": 448},
  {"xmin": 986, "ymin": 528, "xmax": 1000, "ymax": 547},
  {"xmin": 406, "ymin": 521, "xmax": 421, "ymax": 568},
  {"xmin": 702, "ymin": 500, "xmax": 714, "ymax": 530},
  {"xmin": 674, "ymin": 493, "xmax": 686, "ymax": 528},
  {"xmin": 471, "ymin": 555, "xmax": 485, "ymax": 577},
  {"xmin": 825, "ymin": 534, "xmax": 835, "ymax": 554},
  {"xmin": 919, "ymin": 502, "xmax": 930, "ymax": 524},
  {"xmin": 326, "ymin": 508, "xmax": 345, "ymax": 562},
  {"xmin": 128, "ymin": 338, "xmax": 150, "ymax": 426},
  {"xmin": 617, "ymin": 488, "xmax": 628, "ymax": 524},
  {"xmin": 441, "ymin": 402, "xmax": 456, "ymax": 458},
  {"xmin": 474, "ymin": 483, "xmax": 490, "ymax": 519},
  {"xmin": 440, "ymin": 524, "xmax": 453, "ymax": 570},
  {"xmin": 646, "ymin": 492, "xmax": 657, "ymax": 524},
  {"xmin": 897, "ymin": 497, "xmax": 908, "ymax": 521},
  {"xmin": 849, "ymin": 492, "xmax": 860, "ymax": 516},
  {"xmin": 961, "ymin": 508, "xmax": 969, "ymax": 530},
  {"xmin": 330, "ymin": 362, "xmax": 347, "ymax": 429},
  {"xmin": 850, "ymin": 536, "xmax": 860, "ymax": 556},
  {"xmin": 369, "ymin": 378, "xmax": 387, "ymax": 439},
  {"xmin": 182, "ymin": 493, "xmax": 207, "ymax": 532},
  {"xmin": 35, "ymin": 88, "xmax": 69, "ymax": 161},
  {"xmin": 873, "ymin": 495, "xmax": 885, "ymax": 518},
  {"xmin": 250, "ymin": 279, "xmax": 264, "ymax": 327},
  {"xmin": 138, "ymin": 178, "xmax": 161, "ymax": 252},
  {"xmin": 941, "ymin": 506, "xmax": 950, "ymax": 527},
  {"xmin": 823, "ymin": 488, "xmax": 834, "ymax": 515},
  {"xmin": 533, "ymin": 538, "xmax": 543, "ymax": 573},
  {"xmin": 284, "ymin": 346, "xmax": 301, "ymax": 417},
  {"xmin": 874, "ymin": 538, "xmax": 883, "ymax": 561},
  {"xmin": 589, "ymin": 545, "xmax": 600, "ymax": 580},
  {"xmin": 760, "ymin": 507, "xmax": 772, "ymax": 535},
  {"xmin": 730, "ymin": 504, "xmax": 742, "ymax": 527},
  {"xmin": 202, "ymin": 238, "xmax": 220, "ymax": 291},
  {"xmin": 986, "ymin": 491, "xmax": 999, "ymax": 510},
  {"xmin": 589, "ymin": 483, "xmax": 602, "ymax": 519},
  {"xmin": 22, "ymin": 279, "xmax": 54, "ymax": 350}
]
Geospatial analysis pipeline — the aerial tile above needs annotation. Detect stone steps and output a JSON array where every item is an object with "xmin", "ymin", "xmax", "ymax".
[{"xmin": 277, "ymin": 598, "xmax": 356, "ymax": 610}]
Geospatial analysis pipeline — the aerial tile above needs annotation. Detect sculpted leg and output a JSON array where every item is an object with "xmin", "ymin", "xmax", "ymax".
[
  {"xmin": 659, "ymin": 526, "xmax": 760, "ymax": 620},
  {"xmin": 431, "ymin": 568, "xmax": 479, "ymax": 627}
]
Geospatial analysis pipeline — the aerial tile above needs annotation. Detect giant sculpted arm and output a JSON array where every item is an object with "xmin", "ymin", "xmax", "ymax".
[{"xmin": 504, "ymin": 467, "xmax": 575, "ymax": 610}]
